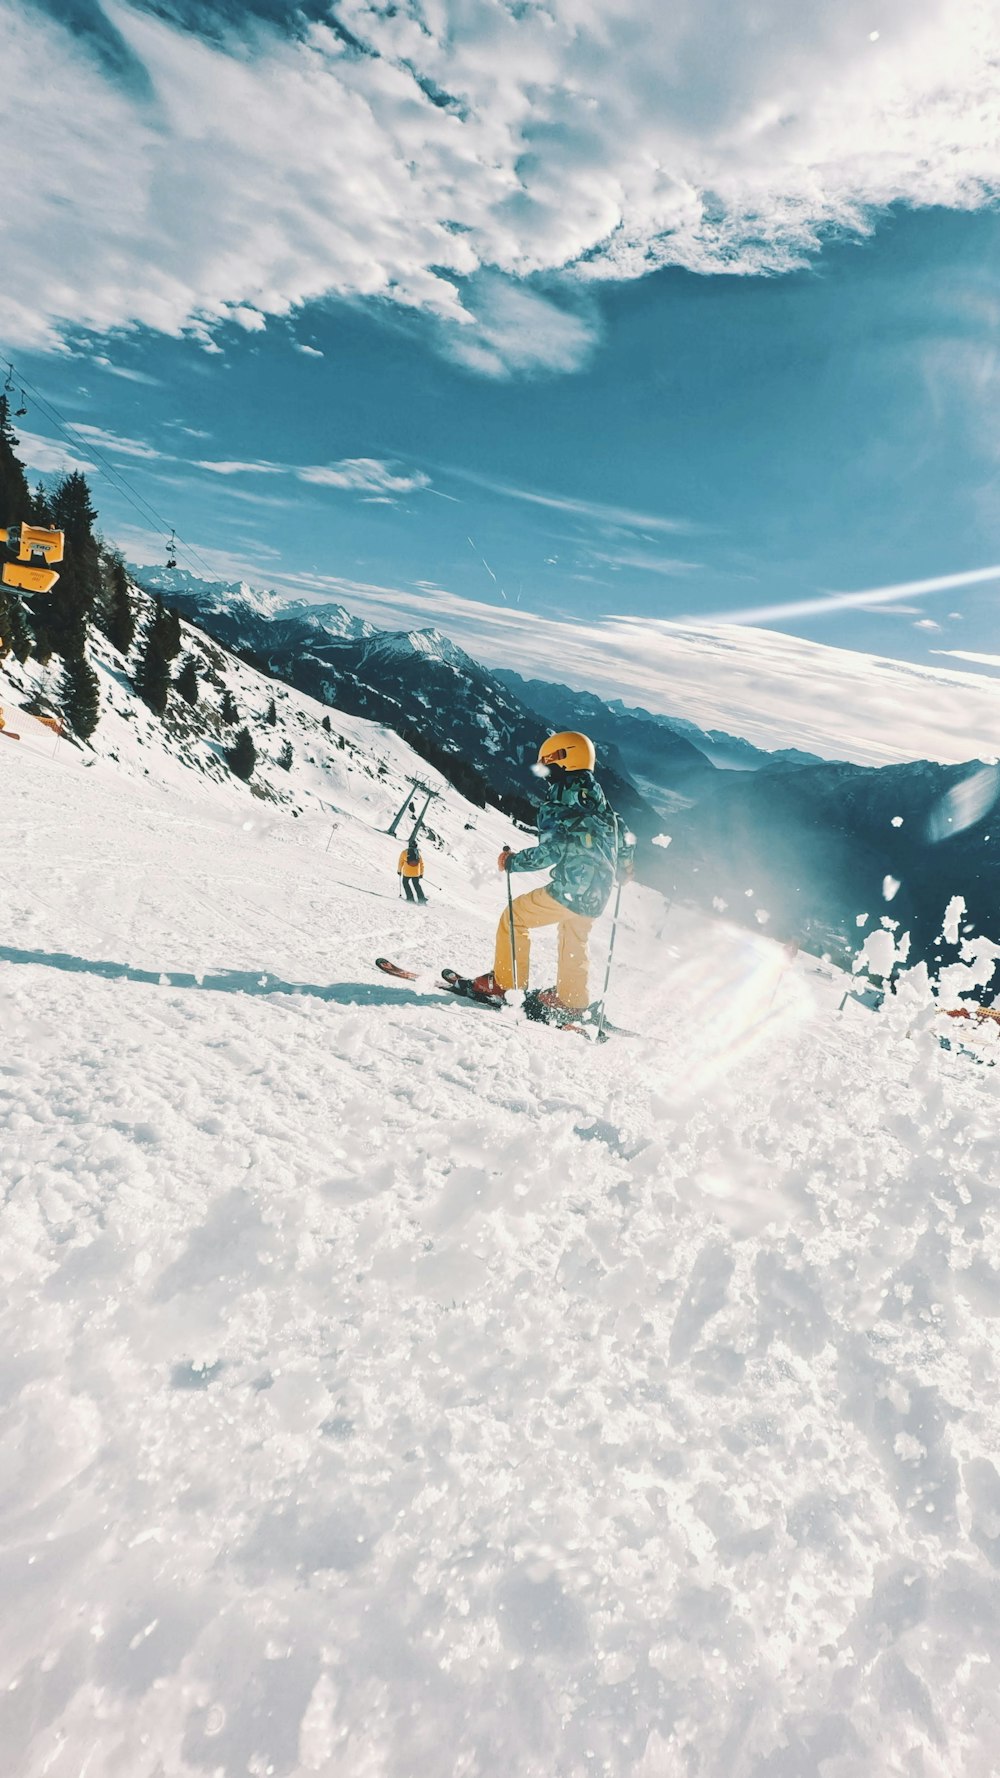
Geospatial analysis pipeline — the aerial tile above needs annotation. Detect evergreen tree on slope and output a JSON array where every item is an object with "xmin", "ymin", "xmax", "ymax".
[
  {"xmin": 0, "ymin": 396, "xmax": 32, "ymax": 525},
  {"xmin": 135, "ymin": 597, "xmax": 180, "ymax": 715},
  {"xmin": 0, "ymin": 589, "xmax": 31, "ymax": 663},
  {"xmin": 60, "ymin": 645, "xmax": 101, "ymax": 740},
  {"xmin": 226, "ymin": 725, "xmax": 256, "ymax": 781},
  {"xmin": 34, "ymin": 472, "xmax": 103, "ymax": 661},
  {"xmin": 175, "ymin": 654, "xmax": 199, "ymax": 705},
  {"xmin": 97, "ymin": 549, "xmax": 136, "ymax": 657},
  {"xmin": 0, "ymin": 408, "xmax": 42, "ymax": 663}
]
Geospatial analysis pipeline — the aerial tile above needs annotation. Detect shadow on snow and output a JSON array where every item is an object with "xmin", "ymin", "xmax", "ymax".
[{"xmin": 0, "ymin": 945, "xmax": 436, "ymax": 1011}]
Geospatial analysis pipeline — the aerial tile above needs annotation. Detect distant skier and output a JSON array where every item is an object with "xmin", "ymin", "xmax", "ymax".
[
  {"xmin": 466, "ymin": 731, "xmax": 631, "ymax": 1016},
  {"xmin": 398, "ymin": 838, "xmax": 427, "ymax": 904}
]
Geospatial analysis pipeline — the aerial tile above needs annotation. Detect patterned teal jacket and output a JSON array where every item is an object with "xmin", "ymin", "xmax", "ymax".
[{"xmin": 508, "ymin": 770, "xmax": 625, "ymax": 919}]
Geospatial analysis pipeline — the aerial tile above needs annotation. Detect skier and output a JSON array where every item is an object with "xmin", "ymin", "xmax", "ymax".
[
  {"xmin": 398, "ymin": 838, "xmax": 427, "ymax": 905},
  {"xmin": 466, "ymin": 731, "xmax": 630, "ymax": 1019}
]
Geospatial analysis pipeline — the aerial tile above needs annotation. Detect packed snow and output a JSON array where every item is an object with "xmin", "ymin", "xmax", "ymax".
[{"xmin": 2, "ymin": 661, "xmax": 1000, "ymax": 1778}]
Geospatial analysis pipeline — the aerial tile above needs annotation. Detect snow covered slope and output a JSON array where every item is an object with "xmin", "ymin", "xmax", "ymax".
[
  {"xmin": 0, "ymin": 585, "xmax": 461, "ymax": 835},
  {"xmin": 1, "ymin": 692, "xmax": 999, "ymax": 1778}
]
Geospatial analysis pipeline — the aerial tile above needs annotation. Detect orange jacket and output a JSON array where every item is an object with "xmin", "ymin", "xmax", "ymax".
[{"xmin": 398, "ymin": 851, "xmax": 424, "ymax": 878}]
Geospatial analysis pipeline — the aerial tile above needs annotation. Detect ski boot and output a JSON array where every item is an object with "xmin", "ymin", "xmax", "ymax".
[
  {"xmin": 524, "ymin": 987, "xmax": 595, "ymax": 1028},
  {"xmin": 441, "ymin": 969, "xmax": 508, "ymax": 1006}
]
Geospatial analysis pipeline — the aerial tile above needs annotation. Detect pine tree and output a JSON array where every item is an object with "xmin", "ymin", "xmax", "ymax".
[
  {"xmin": 60, "ymin": 645, "xmax": 101, "ymax": 740},
  {"xmin": 220, "ymin": 686, "xmax": 238, "ymax": 725},
  {"xmin": 159, "ymin": 602, "xmax": 182, "ymax": 663},
  {"xmin": 134, "ymin": 598, "xmax": 175, "ymax": 715},
  {"xmin": 99, "ymin": 551, "xmax": 136, "ymax": 656},
  {"xmin": 278, "ymin": 739, "xmax": 293, "ymax": 770},
  {"xmin": 35, "ymin": 472, "xmax": 102, "ymax": 660},
  {"xmin": 0, "ymin": 403, "xmax": 40, "ymax": 665},
  {"xmin": 226, "ymin": 725, "xmax": 256, "ymax": 780},
  {"xmin": 175, "ymin": 654, "xmax": 199, "ymax": 705},
  {"xmin": 266, "ymin": 696, "xmax": 278, "ymax": 726},
  {"xmin": 0, "ymin": 395, "xmax": 32, "ymax": 526},
  {"xmin": 30, "ymin": 482, "xmax": 54, "ymax": 525},
  {"xmin": 321, "ymin": 713, "xmax": 332, "ymax": 733},
  {"xmin": 0, "ymin": 588, "xmax": 32, "ymax": 663}
]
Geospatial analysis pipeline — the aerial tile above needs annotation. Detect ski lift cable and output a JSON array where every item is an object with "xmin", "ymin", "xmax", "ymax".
[
  {"xmin": 1, "ymin": 357, "xmax": 178, "ymax": 548},
  {"xmin": 1, "ymin": 356, "xmax": 222, "ymax": 584},
  {"xmin": 2, "ymin": 357, "xmax": 216, "ymax": 581},
  {"xmin": 1, "ymin": 356, "xmax": 212, "ymax": 577}
]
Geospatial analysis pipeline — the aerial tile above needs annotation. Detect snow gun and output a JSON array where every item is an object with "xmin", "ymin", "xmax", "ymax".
[{"xmin": 1, "ymin": 522, "xmax": 64, "ymax": 596}]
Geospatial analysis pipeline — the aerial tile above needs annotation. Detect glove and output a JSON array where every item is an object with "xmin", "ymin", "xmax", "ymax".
[{"xmin": 498, "ymin": 846, "xmax": 514, "ymax": 872}]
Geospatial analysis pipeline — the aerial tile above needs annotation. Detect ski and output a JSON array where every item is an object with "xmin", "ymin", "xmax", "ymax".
[
  {"xmin": 939, "ymin": 1006, "xmax": 999, "ymax": 1067},
  {"xmin": 375, "ymin": 957, "xmax": 420, "ymax": 981},
  {"xmin": 374, "ymin": 958, "xmax": 635, "ymax": 1040}
]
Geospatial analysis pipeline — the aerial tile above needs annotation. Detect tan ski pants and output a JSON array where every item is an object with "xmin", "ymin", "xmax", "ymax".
[{"xmin": 493, "ymin": 885, "xmax": 594, "ymax": 1007}]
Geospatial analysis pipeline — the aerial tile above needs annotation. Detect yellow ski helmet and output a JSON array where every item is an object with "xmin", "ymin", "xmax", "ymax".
[{"xmin": 537, "ymin": 731, "xmax": 596, "ymax": 773}]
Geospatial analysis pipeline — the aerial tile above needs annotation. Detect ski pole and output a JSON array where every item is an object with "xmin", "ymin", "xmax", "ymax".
[
  {"xmin": 597, "ymin": 879, "xmax": 624, "ymax": 1041},
  {"xmin": 506, "ymin": 856, "xmax": 517, "ymax": 990}
]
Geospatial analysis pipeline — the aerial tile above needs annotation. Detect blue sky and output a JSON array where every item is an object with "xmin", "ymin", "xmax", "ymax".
[{"xmin": 3, "ymin": 0, "xmax": 1000, "ymax": 754}]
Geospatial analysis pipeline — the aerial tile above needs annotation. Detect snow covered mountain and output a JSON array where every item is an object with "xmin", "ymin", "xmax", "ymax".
[
  {"xmin": 496, "ymin": 668, "xmax": 823, "ymax": 780},
  {"xmin": 130, "ymin": 565, "xmax": 290, "ymax": 621},
  {"xmin": 3, "ymin": 605, "xmax": 1000, "ymax": 1777},
  {"xmin": 355, "ymin": 624, "xmax": 479, "ymax": 673},
  {"xmin": 130, "ymin": 565, "xmax": 375, "ymax": 656}
]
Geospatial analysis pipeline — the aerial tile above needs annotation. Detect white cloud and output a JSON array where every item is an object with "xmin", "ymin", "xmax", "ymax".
[
  {"xmin": 90, "ymin": 357, "xmax": 163, "ymax": 387},
  {"xmin": 229, "ymin": 306, "xmax": 267, "ymax": 333},
  {"xmin": 934, "ymin": 648, "xmax": 1000, "ymax": 673},
  {"xmin": 437, "ymin": 274, "xmax": 599, "ymax": 378},
  {"xmin": 590, "ymin": 548, "xmax": 701, "ymax": 575},
  {"xmin": 693, "ymin": 564, "xmax": 1000, "ymax": 626},
  {"xmin": 297, "ymin": 458, "xmax": 430, "ymax": 495},
  {"xmin": 73, "ymin": 423, "xmax": 163, "ymax": 460},
  {"xmin": 914, "ymin": 617, "xmax": 941, "ymax": 630},
  {"xmin": 445, "ymin": 470, "xmax": 693, "ymax": 534},
  {"xmin": 12, "ymin": 430, "xmax": 96, "ymax": 475},
  {"xmin": 196, "ymin": 460, "xmax": 287, "ymax": 476},
  {"xmin": 194, "ymin": 453, "xmax": 429, "ymax": 497},
  {"xmin": 3, "ymin": 0, "xmax": 999, "ymax": 367},
  {"xmin": 858, "ymin": 604, "xmax": 923, "ymax": 615}
]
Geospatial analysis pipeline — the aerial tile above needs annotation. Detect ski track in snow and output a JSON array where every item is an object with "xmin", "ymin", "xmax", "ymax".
[{"xmin": 2, "ymin": 733, "xmax": 1000, "ymax": 1778}]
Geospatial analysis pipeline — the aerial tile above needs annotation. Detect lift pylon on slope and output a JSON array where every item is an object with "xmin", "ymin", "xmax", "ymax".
[{"xmin": 386, "ymin": 779, "xmax": 439, "ymax": 841}]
